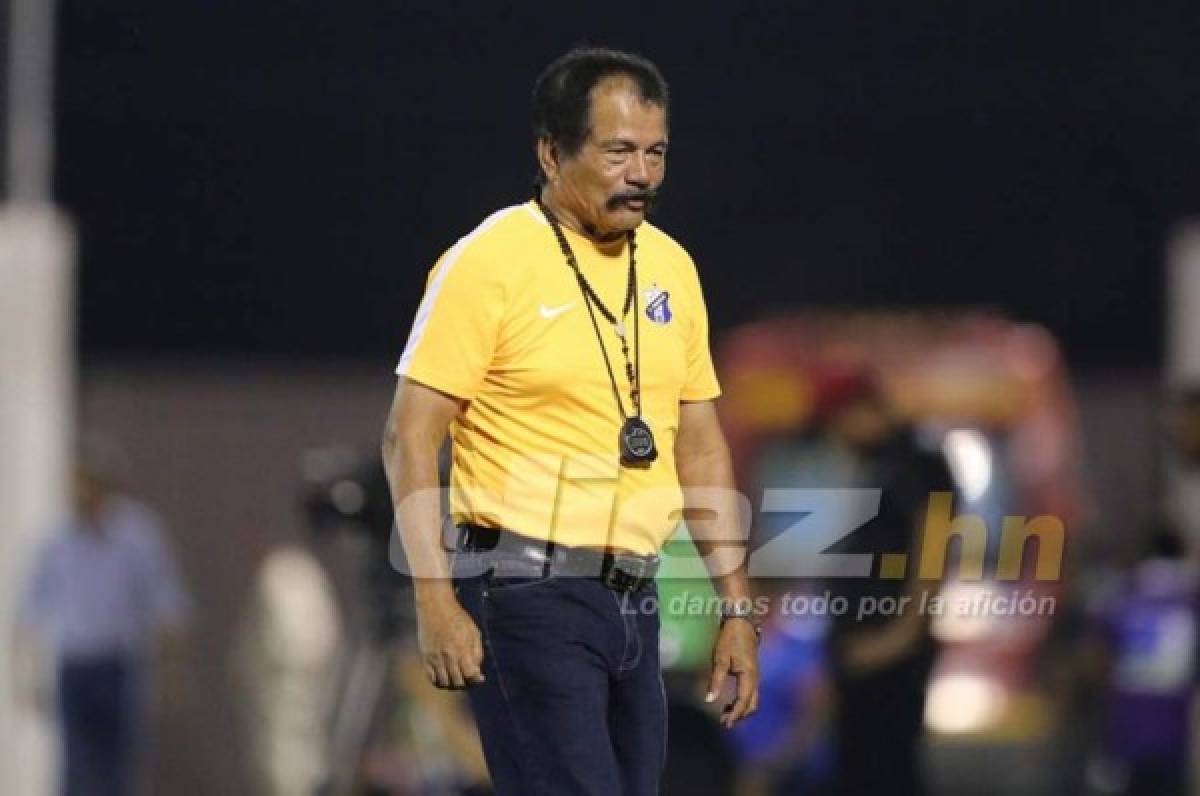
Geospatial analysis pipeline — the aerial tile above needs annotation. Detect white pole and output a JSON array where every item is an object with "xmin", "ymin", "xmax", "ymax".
[
  {"xmin": 6, "ymin": 0, "xmax": 58, "ymax": 202},
  {"xmin": 2, "ymin": 0, "xmax": 68, "ymax": 792},
  {"xmin": 0, "ymin": 207, "xmax": 72, "ymax": 796}
]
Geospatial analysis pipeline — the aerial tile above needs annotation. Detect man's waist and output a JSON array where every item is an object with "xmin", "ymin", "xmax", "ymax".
[
  {"xmin": 448, "ymin": 479, "xmax": 680, "ymax": 552},
  {"xmin": 455, "ymin": 524, "xmax": 660, "ymax": 592}
]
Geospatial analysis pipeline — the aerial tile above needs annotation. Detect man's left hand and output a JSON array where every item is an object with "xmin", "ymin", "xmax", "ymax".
[{"xmin": 705, "ymin": 619, "xmax": 759, "ymax": 728}]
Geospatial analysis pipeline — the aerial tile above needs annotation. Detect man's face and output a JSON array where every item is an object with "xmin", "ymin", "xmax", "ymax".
[{"xmin": 549, "ymin": 76, "xmax": 668, "ymax": 239}]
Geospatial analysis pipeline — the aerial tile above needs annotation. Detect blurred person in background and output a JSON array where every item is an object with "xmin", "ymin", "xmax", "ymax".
[
  {"xmin": 232, "ymin": 545, "xmax": 341, "ymax": 796},
  {"xmin": 729, "ymin": 581, "xmax": 833, "ymax": 796},
  {"xmin": 383, "ymin": 46, "xmax": 758, "ymax": 795},
  {"xmin": 1083, "ymin": 520, "xmax": 1198, "ymax": 796},
  {"xmin": 15, "ymin": 437, "xmax": 191, "ymax": 796},
  {"xmin": 819, "ymin": 370, "xmax": 954, "ymax": 796}
]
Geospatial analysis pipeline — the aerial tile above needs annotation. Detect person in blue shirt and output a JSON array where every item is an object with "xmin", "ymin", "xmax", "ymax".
[
  {"xmin": 1088, "ymin": 523, "xmax": 1199, "ymax": 796},
  {"xmin": 730, "ymin": 586, "xmax": 834, "ymax": 795},
  {"xmin": 17, "ymin": 449, "xmax": 191, "ymax": 796}
]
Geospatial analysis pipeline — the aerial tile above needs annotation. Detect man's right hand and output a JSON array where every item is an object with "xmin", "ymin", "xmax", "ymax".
[
  {"xmin": 383, "ymin": 379, "xmax": 482, "ymax": 690},
  {"xmin": 416, "ymin": 588, "xmax": 486, "ymax": 690}
]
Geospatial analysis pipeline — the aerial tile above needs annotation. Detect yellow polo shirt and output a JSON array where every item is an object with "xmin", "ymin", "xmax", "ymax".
[{"xmin": 396, "ymin": 201, "xmax": 720, "ymax": 554}]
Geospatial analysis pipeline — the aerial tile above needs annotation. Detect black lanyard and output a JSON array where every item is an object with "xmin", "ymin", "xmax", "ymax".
[{"xmin": 536, "ymin": 198, "xmax": 658, "ymax": 467}]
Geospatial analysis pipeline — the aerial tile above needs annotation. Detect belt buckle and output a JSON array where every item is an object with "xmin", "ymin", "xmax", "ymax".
[{"xmin": 603, "ymin": 553, "xmax": 657, "ymax": 593}]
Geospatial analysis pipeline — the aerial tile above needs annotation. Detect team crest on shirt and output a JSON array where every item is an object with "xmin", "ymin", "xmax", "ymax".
[{"xmin": 644, "ymin": 283, "xmax": 672, "ymax": 325}]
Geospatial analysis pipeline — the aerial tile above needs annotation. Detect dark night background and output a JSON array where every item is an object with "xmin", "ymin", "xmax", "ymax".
[{"xmin": 57, "ymin": 2, "xmax": 1200, "ymax": 367}]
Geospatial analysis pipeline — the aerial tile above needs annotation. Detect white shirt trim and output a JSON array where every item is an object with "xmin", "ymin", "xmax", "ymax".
[{"xmin": 395, "ymin": 205, "xmax": 523, "ymax": 376}]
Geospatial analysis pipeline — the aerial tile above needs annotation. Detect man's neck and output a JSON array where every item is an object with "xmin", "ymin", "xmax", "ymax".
[{"xmin": 538, "ymin": 188, "xmax": 625, "ymax": 246}]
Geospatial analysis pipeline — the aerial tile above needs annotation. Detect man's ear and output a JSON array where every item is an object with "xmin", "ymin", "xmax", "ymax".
[{"xmin": 536, "ymin": 137, "xmax": 559, "ymax": 183}]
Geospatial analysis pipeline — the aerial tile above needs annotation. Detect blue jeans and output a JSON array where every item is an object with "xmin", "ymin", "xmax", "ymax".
[
  {"xmin": 57, "ymin": 655, "xmax": 139, "ymax": 796},
  {"xmin": 453, "ymin": 552, "xmax": 667, "ymax": 795}
]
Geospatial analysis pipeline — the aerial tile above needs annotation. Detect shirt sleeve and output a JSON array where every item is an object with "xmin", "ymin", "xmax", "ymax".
[
  {"xmin": 137, "ymin": 519, "xmax": 192, "ymax": 631},
  {"xmin": 395, "ymin": 240, "xmax": 506, "ymax": 401},
  {"xmin": 680, "ymin": 256, "xmax": 721, "ymax": 402}
]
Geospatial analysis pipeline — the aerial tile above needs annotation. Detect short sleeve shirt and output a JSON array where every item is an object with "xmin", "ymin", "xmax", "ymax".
[{"xmin": 396, "ymin": 201, "xmax": 720, "ymax": 554}]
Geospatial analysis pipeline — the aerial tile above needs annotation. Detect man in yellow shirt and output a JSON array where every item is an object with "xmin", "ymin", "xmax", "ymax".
[{"xmin": 382, "ymin": 47, "xmax": 758, "ymax": 795}]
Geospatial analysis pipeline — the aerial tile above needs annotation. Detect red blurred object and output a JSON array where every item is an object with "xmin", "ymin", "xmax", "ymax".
[
  {"xmin": 808, "ymin": 365, "xmax": 882, "ymax": 423},
  {"xmin": 716, "ymin": 311, "xmax": 1085, "ymax": 530},
  {"xmin": 714, "ymin": 310, "xmax": 1087, "ymax": 740}
]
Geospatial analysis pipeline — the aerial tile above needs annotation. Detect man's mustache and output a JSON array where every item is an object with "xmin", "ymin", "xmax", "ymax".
[{"xmin": 606, "ymin": 189, "xmax": 659, "ymax": 210}]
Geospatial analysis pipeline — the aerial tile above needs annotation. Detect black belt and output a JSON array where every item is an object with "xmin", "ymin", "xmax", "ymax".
[{"xmin": 456, "ymin": 524, "xmax": 659, "ymax": 593}]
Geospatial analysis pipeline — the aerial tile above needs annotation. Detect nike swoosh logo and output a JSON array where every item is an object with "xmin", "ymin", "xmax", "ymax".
[{"xmin": 539, "ymin": 302, "xmax": 576, "ymax": 319}]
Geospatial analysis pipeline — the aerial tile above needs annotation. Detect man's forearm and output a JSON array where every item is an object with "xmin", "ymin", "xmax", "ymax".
[
  {"xmin": 677, "ymin": 447, "xmax": 753, "ymax": 605},
  {"xmin": 382, "ymin": 431, "xmax": 453, "ymax": 604}
]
